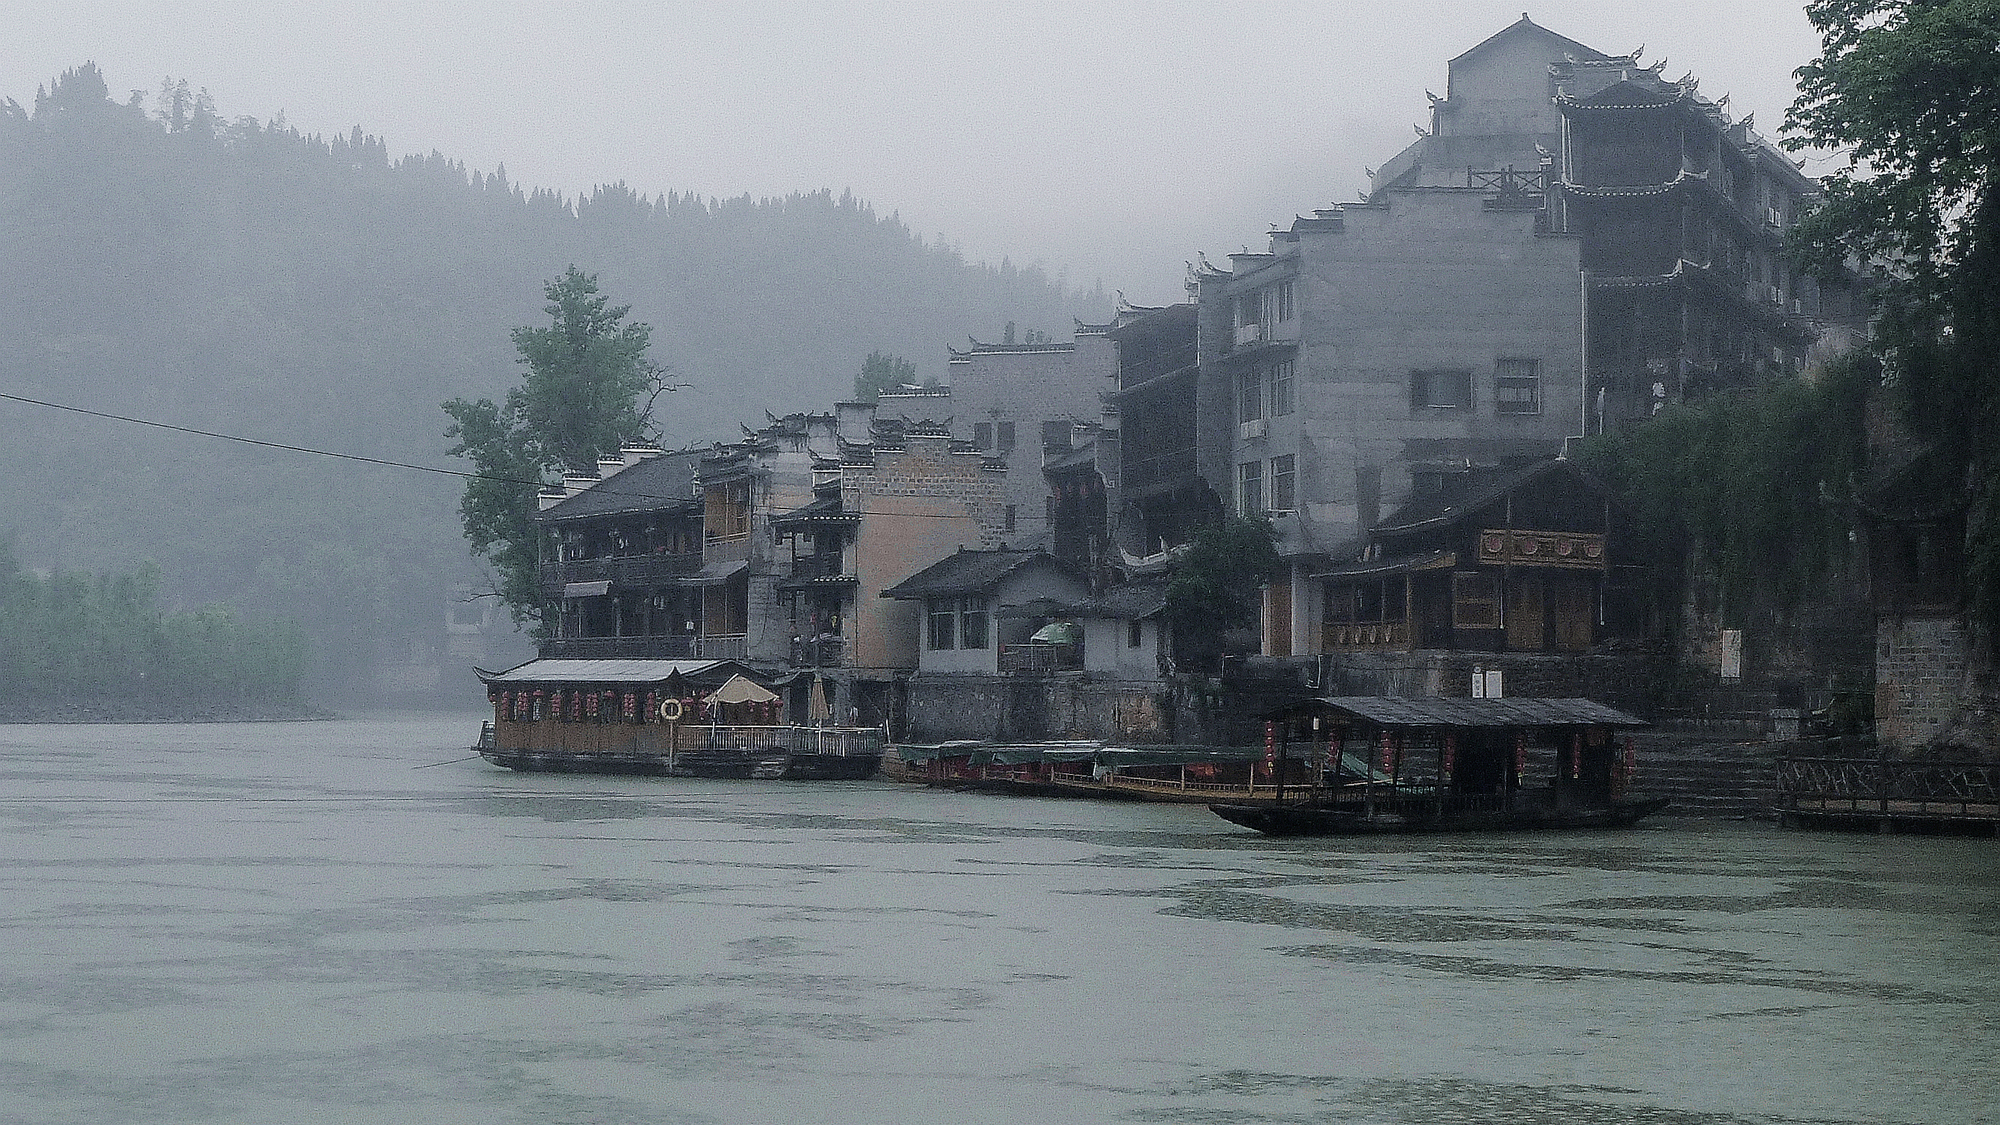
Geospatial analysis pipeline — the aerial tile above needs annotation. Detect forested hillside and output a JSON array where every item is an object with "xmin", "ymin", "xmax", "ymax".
[{"xmin": 0, "ymin": 65, "xmax": 1105, "ymax": 697}]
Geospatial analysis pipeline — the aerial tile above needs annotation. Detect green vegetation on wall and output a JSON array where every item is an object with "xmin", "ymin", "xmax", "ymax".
[{"xmin": 1575, "ymin": 355, "xmax": 1873, "ymax": 627}]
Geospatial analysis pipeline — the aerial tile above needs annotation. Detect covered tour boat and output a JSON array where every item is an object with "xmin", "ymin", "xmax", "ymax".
[
  {"xmin": 1209, "ymin": 696, "xmax": 1664, "ymax": 836},
  {"xmin": 473, "ymin": 659, "xmax": 883, "ymax": 780}
]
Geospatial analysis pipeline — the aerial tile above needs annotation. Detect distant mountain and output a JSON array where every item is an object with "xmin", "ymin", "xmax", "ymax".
[{"xmin": 0, "ymin": 64, "xmax": 1107, "ymax": 696}]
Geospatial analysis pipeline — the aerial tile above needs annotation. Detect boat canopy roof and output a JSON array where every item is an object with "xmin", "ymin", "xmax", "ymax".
[
  {"xmin": 1275, "ymin": 696, "xmax": 1646, "ymax": 729},
  {"xmin": 478, "ymin": 658, "xmax": 740, "ymax": 686}
]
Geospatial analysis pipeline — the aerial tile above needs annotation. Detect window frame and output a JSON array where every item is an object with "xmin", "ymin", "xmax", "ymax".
[
  {"xmin": 1411, "ymin": 368, "xmax": 1474, "ymax": 410},
  {"xmin": 1270, "ymin": 453, "xmax": 1296, "ymax": 513},
  {"xmin": 928, "ymin": 600, "xmax": 957, "ymax": 650},
  {"xmin": 1495, "ymin": 357, "xmax": 1541, "ymax": 416},
  {"xmin": 1270, "ymin": 359, "xmax": 1294, "ymax": 417},
  {"xmin": 1236, "ymin": 369, "xmax": 1264, "ymax": 424},
  {"xmin": 959, "ymin": 595, "xmax": 989, "ymax": 650},
  {"xmin": 1238, "ymin": 460, "xmax": 1264, "ymax": 516}
]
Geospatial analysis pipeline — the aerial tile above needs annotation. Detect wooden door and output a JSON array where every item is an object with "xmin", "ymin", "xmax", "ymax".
[
  {"xmin": 1552, "ymin": 574, "xmax": 1595, "ymax": 652},
  {"xmin": 1506, "ymin": 573, "xmax": 1545, "ymax": 651}
]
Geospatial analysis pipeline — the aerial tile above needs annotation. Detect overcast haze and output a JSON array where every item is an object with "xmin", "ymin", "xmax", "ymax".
[{"xmin": 8, "ymin": 1, "xmax": 1827, "ymax": 305}]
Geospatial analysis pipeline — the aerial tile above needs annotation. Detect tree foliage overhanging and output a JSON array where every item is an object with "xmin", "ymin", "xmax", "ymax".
[
  {"xmin": 1785, "ymin": 0, "xmax": 2000, "ymax": 639},
  {"xmin": 445, "ymin": 268, "xmax": 664, "ymax": 628},
  {"xmin": 1166, "ymin": 517, "xmax": 1282, "ymax": 671}
]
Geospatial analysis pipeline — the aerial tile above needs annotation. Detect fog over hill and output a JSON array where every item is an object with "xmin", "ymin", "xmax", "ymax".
[{"xmin": 0, "ymin": 65, "xmax": 1108, "ymax": 695}]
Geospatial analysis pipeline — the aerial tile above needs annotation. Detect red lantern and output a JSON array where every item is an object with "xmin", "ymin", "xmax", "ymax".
[{"xmin": 623, "ymin": 692, "xmax": 637, "ymax": 721}]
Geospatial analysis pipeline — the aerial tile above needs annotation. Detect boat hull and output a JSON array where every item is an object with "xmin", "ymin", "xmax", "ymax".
[
  {"xmin": 1210, "ymin": 796, "xmax": 1670, "ymax": 836},
  {"xmin": 478, "ymin": 748, "xmax": 881, "ymax": 781}
]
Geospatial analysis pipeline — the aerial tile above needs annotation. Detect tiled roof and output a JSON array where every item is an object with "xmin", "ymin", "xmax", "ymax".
[
  {"xmin": 536, "ymin": 450, "xmax": 702, "ymax": 522},
  {"xmin": 1373, "ymin": 459, "xmax": 1607, "ymax": 538},
  {"xmin": 879, "ymin": 548, "xmax": 1078, "ymax": 600},
  {"xmin": 1283, "ymin": 696, "xmax": 1646, "ymax": 729}
]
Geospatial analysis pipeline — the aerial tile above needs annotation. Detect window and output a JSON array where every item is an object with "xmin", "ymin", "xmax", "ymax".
[
  {"xmin": 1238, "ymin": 461, "xmax": 1264, "ymax": 516},
  {"xmin": 1276, "ymin": 279, "xmax": 1295, "ymax": 322},
  {"xmin": 973, "ymin": 422, "xmax": 993, "ymax": 449},
  {"xmin": 997, "ymin": 421, "xmax": 1015, "ymax": 449},
  {"xmin": 1452, "ymin": 572, "xmax": 1501, "ymax": 629},
  {"xmin": 1495, "ymin": 358, "xmax": 1540, "ymax": 415},
  {"xmin": 705, "ymin": 480, "xmax": 752, "ymax": 539},
  {"xmin": 928, "ymin": 601, "xmax": 956, "ymax": 650},
  {"xmin": 1004, "ymin": 505, "xmax": 1017, "ymax": 532},
  {"xmin": 1411, "ymin": 369, "xmax": 1473, "ymax": 410},
  {"xmin": 1042, "ymin": 419, "xmax": 1071, "ymax": 451},
  {"xmin": 960, "ymin": 596, "xmax": 989, "ymax": 649},
  {"xmin": 1236, "ymin": 369, "xmax": 1263, "ymax": 423},
  {"xmin": 1270, "ymin": 454, "xmax": 1296, "ymax": 512},
  {"xmin": 1270, "ymin": 360, "xmax": 1294, "ymax": 417},
  {"xmin": 1236, "ymin": 292, "xmax": 1261, "ymax": 327},
  {"xmin": 1127, "ymin": 619, "xmax": 1143, "ymax": 648}
]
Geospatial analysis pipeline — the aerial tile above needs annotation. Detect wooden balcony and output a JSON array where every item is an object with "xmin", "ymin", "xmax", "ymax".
[
  {"xmin": 999, "ymin": 642, "xmax": 1083, "ymax": 674},
  {"xmin": 1321, "ymin": 622, "xmax": 1410, "ymax": 651},
  {"xmin": 540, "ymin": 552, "xmax": 702, "ymax": 591}
]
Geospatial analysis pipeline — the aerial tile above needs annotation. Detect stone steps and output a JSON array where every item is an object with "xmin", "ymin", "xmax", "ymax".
[{"xmin": 1629, "ymin": 731, "xmax": 1788, "ymax": 818}]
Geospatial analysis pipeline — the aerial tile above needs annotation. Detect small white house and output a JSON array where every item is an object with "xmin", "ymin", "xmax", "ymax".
[
  {"xmin": 1064, "ymin": 582, "xmax": 1169, "ymax": 682},
  {"xmin": 879, "ymin": 548, "xmax": 1090, "ymax": 675}
]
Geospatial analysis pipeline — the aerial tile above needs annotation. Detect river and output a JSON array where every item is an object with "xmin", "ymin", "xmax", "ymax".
[{"xmin": 0, "ymin": 714, "xmax": 1993, "ymax": 1124}]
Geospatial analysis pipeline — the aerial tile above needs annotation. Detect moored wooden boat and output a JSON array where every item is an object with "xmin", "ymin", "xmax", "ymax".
[
  {"xmin": 1209, "ymin": 695, "xmax": 1660, "ymax": 836},
  {"xmin": 473, "ymin": 657, "xmax": 882, "ymax": 780},
  {"xmin": 1210, "ymin": 794, "xmax": 1670, "ymax": 836}
]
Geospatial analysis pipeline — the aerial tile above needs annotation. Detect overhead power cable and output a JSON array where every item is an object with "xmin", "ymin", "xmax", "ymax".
[{"xmin": 0, "ymin": 389, "xmax": 1060, "ymax": 523}]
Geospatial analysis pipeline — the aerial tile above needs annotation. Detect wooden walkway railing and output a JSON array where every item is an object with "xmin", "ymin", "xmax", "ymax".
[{"xmin": 1775, "ymin": 757, "xmax": 2000, "ymax": 831}]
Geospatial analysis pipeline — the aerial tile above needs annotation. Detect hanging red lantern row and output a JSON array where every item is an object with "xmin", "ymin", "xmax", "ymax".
[
  {"xmin": 585, "ymin": 691, "xmax": 599, "ymax": 719},
  {"xmin": 1570, "ymin": 733, "xmax": 1583, "ymax": 779},
  {"xmin": 498, "ymin": 690, "xmax": 511, "ymax": 718},
  {"xmin": 1263, "ymin": 721, "xmax": 1276, "ymax": 774},
  {"xmin": 1443, "ymin": 733, "xmax": 1456, "ymax": 776},
  {"xmin": 1515, "ymin": 732, "xmax": 1528, "ymax": 776},
  {"xmin": 622, "ymin": 692, "xmax": 637, "ymax": 721},
  {"xmin": 1380, "ymin": 732, "xmax": 1393, "ymax": 774}
]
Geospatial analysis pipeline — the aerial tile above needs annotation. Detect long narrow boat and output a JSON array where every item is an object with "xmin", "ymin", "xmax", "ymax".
[
  {"xmin": 1210, "ymin": 795, "xmax": 1670, "ymax": 836},
  {"xmin": 473, "ymin": 657, "xmax": 883, "ymax": 780},
  {"xmin": 1209, "ymin": 695, "xmax": 1662, "ymax": 836}
]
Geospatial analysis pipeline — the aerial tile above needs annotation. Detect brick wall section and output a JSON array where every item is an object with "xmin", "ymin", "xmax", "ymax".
[
  {"xmin": 1875, "ymin": 615, "xmax": 1974, "ymax": 750},
  {"xmin": 844, "ymin": 436, "xmax": 1011, "ymax": 670}
]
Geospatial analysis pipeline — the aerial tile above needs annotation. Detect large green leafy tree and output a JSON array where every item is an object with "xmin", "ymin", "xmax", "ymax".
[
  {"xmin": 1786, "ymin": 0, "xmax": 2000, "ymax": 640},
  {"xmin": 852, "ymin": 349, "xmax": 931, "ymax": 401},
  {"xmin": 444, "ymin": 267, "xmax": 668, "ymax": 629},
  {"xmin": 1165, "ymin": 517, "xmax": 1282, "ymax": 672}
]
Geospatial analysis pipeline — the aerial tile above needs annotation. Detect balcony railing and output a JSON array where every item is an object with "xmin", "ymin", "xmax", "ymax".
[
  {"xmin": 791, "ymin": 635, "xmax": 848, "ymax": 667},
  {"xmin": 782, "ymin": 554, "xmax": 854, "ymax": 585},
  {"xmin": 999, "ymin": 642, "xmax": 1083, "ymax": 674},
  {"xmin": 540, "ymin": 552, "xmax": 702, "ymax": 590},
  {"xmin": 540, "ymin": 633, "xmax": 749, "ymax": 661},
  {"xmin": 1322, "ymin": 622, "xmax": 1410, "ymax": 650},
  {"xmin": 540, "ymin": 636, "xmax": 699, "ymax": 660}
]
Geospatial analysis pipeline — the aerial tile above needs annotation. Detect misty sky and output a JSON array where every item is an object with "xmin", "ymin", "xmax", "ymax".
[{"xmin": 7, "ymin": 1, "xmax": 1831, "ymax": 305}]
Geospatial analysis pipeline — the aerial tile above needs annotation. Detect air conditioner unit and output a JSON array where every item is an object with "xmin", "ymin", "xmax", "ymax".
[
  {"xmin": 1238, "ymin": 418, "xmax": 1267, "ymax": 440},
  {"xmin": 1234, "ymin": 322, "xmax": 1263, "ymax": 348}
]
